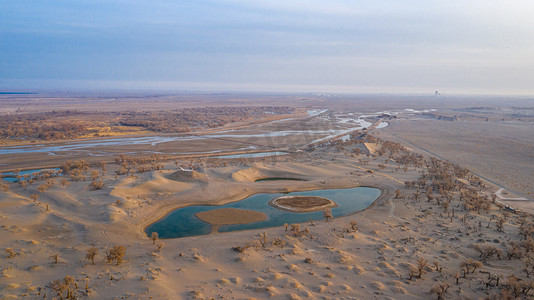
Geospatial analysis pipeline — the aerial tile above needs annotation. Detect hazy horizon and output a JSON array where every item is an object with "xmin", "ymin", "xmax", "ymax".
[{"xmin": 2, "ymin": 1, "xmax": 534, "ymax": 96}]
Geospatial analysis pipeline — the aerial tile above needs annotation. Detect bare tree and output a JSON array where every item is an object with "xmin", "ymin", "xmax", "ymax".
[
  {"xmin": 90, "ymin": 179, "xmax": 104, "ymax": 190},
  {"xmin": 86, "ymin": 247, "xmax": 98, "ymax": 265},
  {"xmin": 430, "ymin": 282, "xmax": 450, "ymax": 300},
  {"xmin": 50, "ymin": 254, "xmax": 59, "ymax": 264},
  {"xmin": 50, "ymin": 279, "xmax": 67, "ymax": 300},
  {"xmin": 30, "ymin": 194, "xmax": 39, "ymax": 202},
  {"xmin": 350, "ymin": 220, "xmax": 358, "ymax": 231},
  {"xmin": 323, "ymin": 208, "xmax": 333, "ymax": 222},
  {"xmin": 151, "ymin": 232, "xmax": 159, "ymax": 245},
  {"xmin": 91, "ymin": 169, "xmax": 99, "ymax": 181},
  {"xmin": 106, "ymin": 246, "xmax": 126, "ymax": 265},
  {"xmin": 417, "ymin": 257, "xmax": 428, "ymax": 278},
  {"xmin": 496, "ymin": 217, "xmax": 505, "ymax": 232},
  {"xmin": 460, "ymin": 259, "xmax": 483, "ymax": 277},
  {"xmin": 290, "ymin": 224, "xmax": 301, "ymax": 237},
  {"xmin": 432, "ymin": 260, "xmax": 443, "ymax": 272},
  {"xmin": 64, "ymin": 275, "xmax": 76, "ymax": 299}
]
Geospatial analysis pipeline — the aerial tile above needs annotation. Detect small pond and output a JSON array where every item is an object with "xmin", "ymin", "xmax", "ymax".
[
  {"xmin": 1, "ymin": 168, "xmax": 62, "ymax": 183},
  {"xmin": 145, "ymin": 187, "xmax": 380, "ymax": 239}
]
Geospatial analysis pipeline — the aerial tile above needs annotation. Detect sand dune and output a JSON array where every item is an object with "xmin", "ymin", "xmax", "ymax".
[
  {"xmin": 166, "ymin": 168, "xmax": 209, "ymax": 183},
  {"xmin": 231, "ymin": 165, "xmax": 308, "ymax": 182},
  {"xmin": 1, "ymin": 135, "xmax": 532, "ymax": 299}
]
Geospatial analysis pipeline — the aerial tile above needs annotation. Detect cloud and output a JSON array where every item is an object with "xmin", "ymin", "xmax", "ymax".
[{"xmin": 1, "ymin": 0, "xmax": 533, "ymax": 94}]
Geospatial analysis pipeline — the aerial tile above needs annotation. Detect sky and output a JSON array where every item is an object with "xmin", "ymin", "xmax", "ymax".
[{"xmin": 1, "ymin": 0, "xmax": 534, "ymax": 95}]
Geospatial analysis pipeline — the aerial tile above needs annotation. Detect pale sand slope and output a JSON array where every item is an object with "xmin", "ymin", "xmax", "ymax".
[{"xmin": 0, "ymin": 151, "xmax": 532, "ymax": 299}]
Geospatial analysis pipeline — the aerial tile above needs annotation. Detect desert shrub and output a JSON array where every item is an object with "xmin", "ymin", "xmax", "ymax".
[
  {"xmin": 322, "ymin": 208, "xmax": 332, "ymax": 222},
  {"xmin": 258, "ymin": 232, "xmax": 268, "ymax": 248},
  {"xmin": 151, "ymin": 232, "xmax": 159, "ymax": 245},
  {"xmin": 91, "ymin": 169, "xmax": 99, "ymax": 180},
  {"xmin": 460, "ymin": 259, "xmax": 483, "ymax": 277},
  {"xmin": 50, "ymin": 254, "xmax": 60, "ymax": 264},
  {"xmin": 474, "ymin": 244, "xmax": 503, "ymax": 261},
  {"xmin": 430, "ymin": 282, "xmax": 450, "ymax": 300},
  {"xmin": 86, "ymin": 247, "xmax": 98, "ymax": 265},
  {"xmin": 50, "ymin": 275, "xmax": 77, "ymax": 300},
  {"xmin": 231, "ymin": 246, "xmax": 249, "ymax": 253},
  {"xmin": 5, "ymin": 248, "xmax": 15, "ymax": 258},
  {"xmin": 37, "ymin": 184, "xmax": 49, "ymax": 193},
  {"xmin": 105, "ymin": 246, "xmax": 126, "ymax": 265},
  {"xmin": 273, "ymin": 237, "xmax": 287, "ymax": 247},
  {"xmin": 90, "ymin": 180, "xmax": 104, "ymax": 190},
  {"xmin": 416, "ymin": 257, "xmax": 428, "ymax": 278}
]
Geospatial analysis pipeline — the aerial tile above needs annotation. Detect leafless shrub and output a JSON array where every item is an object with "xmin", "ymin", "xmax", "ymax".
[
  {"xmin": 151, "ymin": 232, "xmax": 159, "ymax": 245},
  {"xmin": 86, "ymin": 247, "xmax": 98, "ymax": 265},
  {"xmin": 432, "ymin": 260, "xmax": 443, "ymax": 272},
  {"xmin": 416, "ymin": 257, "xmax": 428, "ymax": 278},
  {"xmin": 258, "ymin": 232, "xmax": 268, "ymax": 248},
  {"xmin": 496, "ymin": 217, "xmax": 505, "ymax": 232},
  {"xmin": 290, "ymin": 224, "xmax": 301, "ymax": 237},
  {"xmin": 91, "ymin": 169, "xmax": 99, "ymax": 181},
  {"xmin": 90, "ymin": 179, "xmax": 104, "ymax": 190},
  {"xmin": 273, "ymin": 237, "xmax": 286, "ymax": 248},
  {"xmin": 105, "ymin": 246, "xmax": 126, "ymax": 265},
  {"xmin": 501, "ymin": 275, "xmax": 534, "ymax": 298},
  {"xmin": 50, "ymin": 275, "xmax": 77, "ymax": 300},
  {"xmin": 350, "ymin": 220, "xmax": 358, "ymax": 231},
  {"xmin": 506, "ymin": 242, "xmax": 523, "ymax": 260},
  {"xmin": 430, "ymin": 282, "xmax": 450, "ymax": 300},
  {"xmin": 50, "ymin": 254, "xmax": 60, "ymax": 264},
  {"xmin": 37, "ymin": 184, "xmax": 49, "ymax": 193},
  {"xmin": 5, "ymin": 248, "xmax": 16, "ymax": 258},
  {"xmin": 474, "ymin": 244, "xmax": 503, "ymax": 261},
  {"xmin": 460, "ymin": 259, "xmax": 483, "ymax": 277},
  {"xmin": 323, "ymin": 208, "xmax": 332, "ymax": 222}
]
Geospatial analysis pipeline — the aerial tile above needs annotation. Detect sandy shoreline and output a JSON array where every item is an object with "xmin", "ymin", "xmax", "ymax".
[
  {"xmin": 138, "ymin": 179, "xmax": 390, "ymax": 240},
  {"xmin": 268, "ymin": 195, "xmax": 337, "ymax": 213}
]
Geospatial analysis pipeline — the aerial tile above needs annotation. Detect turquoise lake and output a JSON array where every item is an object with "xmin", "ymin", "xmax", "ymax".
[{"xmin": 145, "ymin": 187, "xmax": 380, "ymax": 239}]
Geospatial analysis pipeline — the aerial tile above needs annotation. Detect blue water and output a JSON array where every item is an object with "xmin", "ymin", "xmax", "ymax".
[
  {"xmin": 211, "ymin": 151, "xmax": 288, "ymax": 159},
  {"xmin": 1, "ymin": 168, "xmax": 62, "ymax": 182},
  {"xmin": 146, "ymin": 187, "xmax": 380, "ymax": 239}
]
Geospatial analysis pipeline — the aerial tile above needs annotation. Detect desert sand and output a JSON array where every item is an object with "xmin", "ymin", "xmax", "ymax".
[
  {"xmin": 1, "ymin": 95, "xmax": 534, "ymax": 299},
  {"xmin": 1, "ymin": 139, "xmax": 531, "ymax": 299}
]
